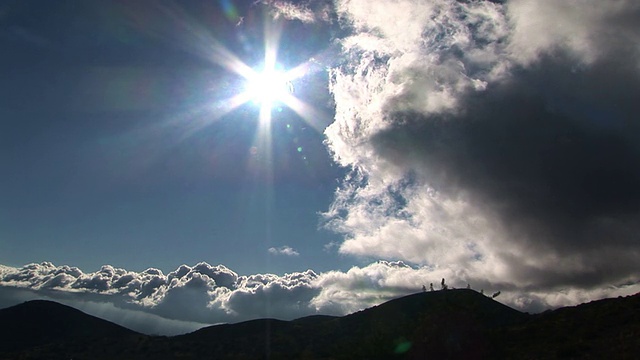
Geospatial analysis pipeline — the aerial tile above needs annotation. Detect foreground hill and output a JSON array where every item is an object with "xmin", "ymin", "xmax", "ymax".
[
  {"xmin": 0, "ymin": 299, "xmax": 145, "ymax": 358},
  {"xmin": 0, "ymin": 290, "xmax": 638, "ymax": 359},
  {"xmin": 171, "ymin": 289, "xmax": 528, "ymax": 359},
  {"xmin": 501, "ymin": 292, "xmax": 640, "ymax": 358}
]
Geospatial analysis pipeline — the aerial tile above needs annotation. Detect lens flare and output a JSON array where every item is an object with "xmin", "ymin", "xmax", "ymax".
[{"xmin": 244, "ymin": 67, "xmax": 293, "ymax": 106}]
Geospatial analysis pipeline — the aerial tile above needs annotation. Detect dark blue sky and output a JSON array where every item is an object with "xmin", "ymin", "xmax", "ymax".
[{"xmin": 0, "ymin": 0, "xmax": 351, "ymax": 275}]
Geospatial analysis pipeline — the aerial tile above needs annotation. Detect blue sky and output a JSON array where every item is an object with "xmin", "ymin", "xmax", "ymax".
[
  {"xmin": 0, "ymin": 1, "xmax": 350, "ymax": 275},
  {"xmin": 2, "ymin": 0, "xmax": 640, "ymax": 336}
]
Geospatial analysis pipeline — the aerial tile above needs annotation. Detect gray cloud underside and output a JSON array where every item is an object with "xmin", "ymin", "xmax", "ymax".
[
  {"xmin": 321, "ymin": 0, "xmax": 640, "ymax": 296},
  {"xmin": 374, "ymin": 56, "xmax": 640, "ymax": 287}
]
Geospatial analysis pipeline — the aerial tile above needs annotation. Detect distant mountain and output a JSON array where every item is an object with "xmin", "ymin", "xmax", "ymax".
[{"xmin": 0, "ymin": 290, "xmax": 638, "ymax": 359}]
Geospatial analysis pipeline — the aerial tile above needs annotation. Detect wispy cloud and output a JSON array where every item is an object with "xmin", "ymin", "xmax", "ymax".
[
  {"xmin": 268, "ymin": 246, "xmax": 300, "ymax": 256},
  {"xmin": 257, "ymin": 0, "xmax": 332, "ymax": 23}
]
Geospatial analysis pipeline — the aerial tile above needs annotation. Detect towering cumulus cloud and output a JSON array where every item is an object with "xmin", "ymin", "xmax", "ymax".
[{"xmin": 324, "ymin": 0, "xmax": 640, "ymax": 298}]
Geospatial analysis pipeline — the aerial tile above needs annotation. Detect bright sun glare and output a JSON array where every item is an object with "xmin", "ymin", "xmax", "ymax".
[
  {"xmin": 245, "ymin": 67, "xmax": 293, "ymax": 107},
  {"xmin": 183, "ymin": 14, "xmax": 325, "ymax": 134},
  {"xmin": 240, "ymin": 59, "xmax": 299, "ymax": 125}
]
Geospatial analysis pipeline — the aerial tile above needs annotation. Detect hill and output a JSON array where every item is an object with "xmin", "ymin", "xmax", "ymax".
[
  {"xmin": 500, "ymin": 292, "xmax": 640, "ymax": 358},
  {"xmin": 0, "ymin": 300, "xmax": 145, "ymax": 359},
  {"xmin": 0, "ymin": 290, "xmax": 638, "ymax": 359},
  {"xmin": 167, "ymin": 289, "xmax": 530, "ymax": 359}
]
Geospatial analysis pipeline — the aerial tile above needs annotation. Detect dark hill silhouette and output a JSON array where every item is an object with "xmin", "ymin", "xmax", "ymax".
[
  {"xmin": 333, "ymin": 289, "xmax": 529, "ymax": 359},
  {"xmin": 502, "ymin": 292, "xmax": 640, "ymax": 358},
  {"xmin": 172, "ymin": 289, "xmax": 528, "ymax": 358},
  {"xmin": 0, "ymin": 290, "xmax": 638, "ymax": 359},
  {"xmin": 0, "ymin": 299, "xmax": 145, "ymax": 358}
]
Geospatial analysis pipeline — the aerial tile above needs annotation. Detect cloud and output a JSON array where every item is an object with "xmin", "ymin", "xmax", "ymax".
[
  {"xmin": 225, "ymin": 270, "xmax": 319, "ymax": 319},
  {"xmin": 268, "ymin": 246, "xmax": 300, "ymax": 256},
  {"xmin": 507, "ymin": 0, "xmax": 640, "ymax": 65},
  {"xmin": 321, "ymin": 0, "xmax": 640, "ymax": 300},
  {"xmin": 0, "ymin": 262, "xmax": 317, "ymax": 333},
  {"xmin": 258, "ymin": 0, "xmax": 333, "ymax": 23},
  {"xmin": 1, "ymin": 260, "xmax": 639, "ymax": 335}
]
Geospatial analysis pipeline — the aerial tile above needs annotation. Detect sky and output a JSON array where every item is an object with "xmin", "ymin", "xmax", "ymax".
[{"xmin": 1, "ymin": 0, "xmax": 640, "ymax": 335}]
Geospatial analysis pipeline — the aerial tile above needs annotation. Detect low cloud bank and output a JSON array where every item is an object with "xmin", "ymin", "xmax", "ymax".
[{"xmin": 2, "ymin": 261, "xmax": 638, "ymax": 335}]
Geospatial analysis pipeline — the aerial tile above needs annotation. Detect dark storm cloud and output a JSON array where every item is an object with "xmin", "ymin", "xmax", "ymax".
[
  {"xmin": 377, "ymin": 53, "xmax": 640, "ymax": 242},
  {"xmin": 321, "ymin": 0, "xmax": 640, "ymax": 300},
  {"xmin": 372, "ymin": 30, "xmax": 640, "ymax": 289}
]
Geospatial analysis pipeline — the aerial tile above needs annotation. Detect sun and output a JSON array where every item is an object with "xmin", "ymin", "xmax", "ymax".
[
  {"xmin": 240, "ymin": 61, "xmax": 296, "ymax": 125},
  {"xmin": 176, "ymin": 13, "xmax": 324, "ymax": 132},
  {"xmin": 244, "ymin": 66, "xmax": 293, "ymax": 107}
]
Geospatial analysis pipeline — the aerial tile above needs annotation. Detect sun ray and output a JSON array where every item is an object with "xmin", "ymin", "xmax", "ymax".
[
  {"xmin": 151, "ymin": 3, "xmax": 328, "ymax": 156},
  {"xmin": 280, "ymin": 94, "xmax": 332, "ymax": 134},
  {"xmin": 144, "ymin": 2, "xmax": 256, "ymax": 80},
  {"xmin": 160, "ymin": 90, "xmax": 254, "ymax": 145}
]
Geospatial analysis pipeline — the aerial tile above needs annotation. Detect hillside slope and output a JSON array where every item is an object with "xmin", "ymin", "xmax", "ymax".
[
  {"xmin": 0, "ymin": 300, "xmax": 145, "ymax": 359},
  {"xmin": 166, "ymin": 289, "xmax": 528, "ymax": 359},
  {"xmin": 501, "ymin": 292, "xmax": 640, "ymax": 358},
  {"xmin": 0, "ymin": 290, "xmax": 638, "ymax": 359}
]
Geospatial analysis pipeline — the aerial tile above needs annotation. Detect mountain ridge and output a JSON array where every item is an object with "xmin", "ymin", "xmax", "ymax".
[{"xmin": 0, "ymin": 289, "xmax": 638, "ymax": 359}]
